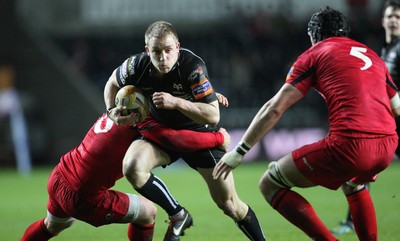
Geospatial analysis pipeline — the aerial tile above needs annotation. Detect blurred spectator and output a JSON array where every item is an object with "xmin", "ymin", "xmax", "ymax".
[
  {"xmin": 345, "ymin": 0, "xmax": 370, "ymax": 40},
  {"xmin": 0, "ymin": 62, "xmax": 32, "ymax": 176},
  {"xmin": 69, "ymin": 38, "xmax": 92, "ymax": 77}
]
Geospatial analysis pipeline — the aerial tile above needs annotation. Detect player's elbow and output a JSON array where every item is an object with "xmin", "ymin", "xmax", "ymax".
[
  {"xmin": 208, "ymin": 115, "xmax": 220, "ymax": 126},
  {"xmin": 264, "ymin": 101, "xmax": 285, "ymax": 120}
]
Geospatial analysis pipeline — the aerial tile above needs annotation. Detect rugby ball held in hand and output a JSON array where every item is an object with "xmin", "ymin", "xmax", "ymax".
[{"xmin": 115, "ymin": 85, "xmax": 149, "ymax": 123}]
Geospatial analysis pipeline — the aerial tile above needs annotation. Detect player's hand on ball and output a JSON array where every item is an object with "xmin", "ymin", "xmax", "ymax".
[
  {"xmin": 107, "ymin": 106, "xmax": 140, "ymax": 126},
  {"xmin": 213, "ymin": 150, "xmax": 243, "ymax": 180}
]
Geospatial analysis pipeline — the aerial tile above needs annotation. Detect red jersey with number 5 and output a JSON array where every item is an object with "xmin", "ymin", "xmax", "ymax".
[{"xmin": 286, "ymin": 37, "xmax": 398, "ymax": 137}]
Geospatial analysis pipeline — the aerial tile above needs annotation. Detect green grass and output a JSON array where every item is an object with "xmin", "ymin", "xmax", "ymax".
[{"xmin": 2, "ymin": 161, "xmax": 400, "ymax": 241}]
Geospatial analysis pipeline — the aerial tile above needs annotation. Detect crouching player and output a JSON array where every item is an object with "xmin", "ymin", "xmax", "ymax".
[{"xmin": 20, "ymin": 107, "xmax": 230, "ymax": 241}]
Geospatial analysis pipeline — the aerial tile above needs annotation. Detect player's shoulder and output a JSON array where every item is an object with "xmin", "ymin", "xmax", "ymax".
[
  {"xmin": 121, "ymin": 52, "xmax": 151, "ymax": 77},
  {"xmin": 179, "ymin": 48, "xmax": 205, "ymax": 66},
  {"xmin": 129, "ymin": 52, "xmax": 150, "ymax": 68}
]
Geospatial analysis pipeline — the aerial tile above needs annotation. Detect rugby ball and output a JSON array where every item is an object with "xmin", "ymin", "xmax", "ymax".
[{"xmin": 115, "ymin": 85, "xmax": 149, "ymax": 123}]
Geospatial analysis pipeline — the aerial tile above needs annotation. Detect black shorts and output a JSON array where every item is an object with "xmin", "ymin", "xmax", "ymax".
[
  {"xmin": 169, "ymin": 147, "xmax": 225, "ymax": 169},
  {"xmin": 139, "ymin": 135, "xmax": 225, "ymax": 169}
]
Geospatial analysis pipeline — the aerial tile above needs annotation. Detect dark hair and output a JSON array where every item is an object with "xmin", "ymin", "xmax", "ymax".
[
  {"xmin": 307, "ymin": 6, "xmax": 350, "ymax": 43},
  {"xmin": 383, "ymin": 0, "xmax": 400, "ymax": 14}
]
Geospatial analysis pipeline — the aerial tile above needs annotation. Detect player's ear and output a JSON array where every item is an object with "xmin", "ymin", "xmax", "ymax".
[
  {"xmin": 145, "ymin": 46, "xmax": 150, "ymax": 56},
  {"xmin": 176, "ymin": 41, "xmax": 180, "ymax": 49}
]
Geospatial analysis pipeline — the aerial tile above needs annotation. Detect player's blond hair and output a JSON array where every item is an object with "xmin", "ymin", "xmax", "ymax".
[{"xmin": 144, "ymin": 21, "xmax": 179, "ymax": 45}]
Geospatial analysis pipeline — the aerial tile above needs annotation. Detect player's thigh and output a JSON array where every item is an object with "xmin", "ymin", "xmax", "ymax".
[
  {"xmin": 123, "ymin": 139, "xmax": 171, "ymax": 171},
  {"xmin": 277, "ymin": 153, "xmax": 316, "ymax": 188}
]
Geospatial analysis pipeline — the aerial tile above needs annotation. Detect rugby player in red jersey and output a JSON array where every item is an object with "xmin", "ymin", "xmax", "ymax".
[
  {"xmin": 214, "ymin": 6, "xmax": 400, "ymax": 241},
  {"xmin": 20, "ymin": 99, "xmax": 230, "ymax": 241},
  {"xmin": 331, "ymin": 0, "xmax": 400, "ymax": 235}
]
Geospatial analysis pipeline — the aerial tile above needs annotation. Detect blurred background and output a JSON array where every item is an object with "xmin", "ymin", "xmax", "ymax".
[{"xmin": 0, "ymin": 0, "xmax": 384, "ymax": 174}]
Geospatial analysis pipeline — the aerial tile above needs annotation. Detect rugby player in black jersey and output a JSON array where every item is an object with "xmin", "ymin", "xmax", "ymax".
[{"xmin": 105, "ymin": 21, "xmax": 265, "ymax": 241}]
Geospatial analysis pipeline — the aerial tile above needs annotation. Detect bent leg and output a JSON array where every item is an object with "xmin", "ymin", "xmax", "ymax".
[
  {"xmin": 21, "ymin": 212, "xmax": 75, "ymax": 241},
  {"xmin": 198, "ymin": 167, "xmax": 265, "ymax": 241},
  {"xmin": 123, "ymin": 140, "xmax": 183, "ymax": 217},
  {"xmin": 259, "ymin": 153, "xmax": 337, "ymax": 241},
  {"xmin": 126, "ymin": 195, "xmax": 156, "ymax": 241}
]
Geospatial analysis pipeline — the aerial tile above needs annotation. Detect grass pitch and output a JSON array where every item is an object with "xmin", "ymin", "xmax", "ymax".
[{"xmin": 2, "ymin": 161, "xmax": 399, "ymax": 241}]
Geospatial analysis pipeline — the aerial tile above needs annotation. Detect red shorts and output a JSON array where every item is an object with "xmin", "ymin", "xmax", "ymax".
[
  {"xmin": 292, "ymin": 133, "xmax": 397, "ymax": 190},
  {"xmin": 46, "ymin": 167, "xmax": 130, "ymax": 227}
]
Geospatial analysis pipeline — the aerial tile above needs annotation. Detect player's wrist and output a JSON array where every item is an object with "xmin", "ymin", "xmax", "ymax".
[
  {"xmin": 106, "ymin": 107, "xmax": 114, "ymax": 117},
  {"xmin": 224, "ymin": 148, "xmax": 245, "ymax": 168},
  {"xmin": 235, "ymin": 140, "xmax": 252, "ymax": 156}
]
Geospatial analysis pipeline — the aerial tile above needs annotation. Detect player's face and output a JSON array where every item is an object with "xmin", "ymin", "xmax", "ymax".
[
  {"xmin": 382, "ymin": 6, "xmax": 400, "ymax": 39},
  {"xmin": 146, "ymin": 34, "xmax": 180, "ymax": 75}
]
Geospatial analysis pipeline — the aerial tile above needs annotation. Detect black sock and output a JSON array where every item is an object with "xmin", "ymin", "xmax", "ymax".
[
  {"xmin": 135, "ymin": 173, "xmax": 182, "ymax": 216},
  {"xmin": 235, "ymin": 206, "xmax": 266, "ymax": 241}
]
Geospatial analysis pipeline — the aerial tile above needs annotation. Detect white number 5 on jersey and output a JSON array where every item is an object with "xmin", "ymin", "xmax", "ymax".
[{"xmin": 350, "ymin": 47, "xmax": 372, "ymax": 71}]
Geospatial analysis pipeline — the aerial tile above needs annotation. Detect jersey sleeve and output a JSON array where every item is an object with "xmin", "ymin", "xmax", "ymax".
[
  {"xmin": 187, "ymin": 59, "xmax": 217, "ymax": 103},
  {"xmin": 285, "ymin": 50, "xmax": 314, "ymax": 96},
  {"xmin": 116, "ymin": 55, "xmax": 139, "ymax": 87}
]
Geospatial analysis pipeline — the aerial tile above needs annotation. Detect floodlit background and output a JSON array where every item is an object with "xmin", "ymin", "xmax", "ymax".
[
  {"xmin": 0, "ymin": 0, "xmax": 386, "ymax": 171},
  {"xmin": 2, "ymin": 1, "xmax": 400, "ymax": 241}
]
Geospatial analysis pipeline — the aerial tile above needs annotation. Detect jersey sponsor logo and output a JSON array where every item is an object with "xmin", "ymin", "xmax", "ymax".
[
  {"xmin": 119, "ymin": 60, "xmax": 129, "ymax": 85},
  {"xmin": 120, "ymin": 60, "xmax": 128, "ymax": 78},
  {"xmin": 127, "ymin": 56, "xmax": 136, "ymax": 75},
  {"xmin": 188, "ymin": 66, "xmax": 204, "ymax": 82},
  {"xmin": 286, "ymin": 65, "xmax": 294, "ymax": 80},
  {"xmin": 191, "ymin": 78, "xmax": 213, "ymax": 100}
]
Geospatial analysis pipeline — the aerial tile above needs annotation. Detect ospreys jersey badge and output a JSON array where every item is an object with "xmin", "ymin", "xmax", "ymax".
[{"xmin": 173, "ymin": 83, "xmax": 183, "ymax": 91}]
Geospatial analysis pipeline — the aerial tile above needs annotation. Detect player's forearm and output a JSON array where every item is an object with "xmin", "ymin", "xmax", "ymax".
[
  {"xmin": 176, "ymin": 99, "xmax": 220, "ymax": 126},
  {"xmin": 242, "ymin": 101, "xmax": 282, "ymax": 147}
]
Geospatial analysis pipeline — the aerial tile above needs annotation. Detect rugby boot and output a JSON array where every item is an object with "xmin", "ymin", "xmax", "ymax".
[{"xmin": 163, "ymin": 209, "xmax": 193, "ymax": 241}]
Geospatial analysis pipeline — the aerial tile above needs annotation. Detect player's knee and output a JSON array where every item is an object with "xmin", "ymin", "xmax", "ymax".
[
  {"xmin": 123, "ymin": 160, "xmax": 145, "ymax": 188},
  {"xmin": 259, "ymin": 161, "xmax": 293, "ymax": 203},
  {"xmin": 139, "ymin": 198, "xmax": 157, "ymax": 224},
  {"xmin": 129, "ymin": 195, "xmax": 157, "ymax": 225},
  {"xmin": 45, "ymin": 213, "xmax": 75, "ymax": 235}
]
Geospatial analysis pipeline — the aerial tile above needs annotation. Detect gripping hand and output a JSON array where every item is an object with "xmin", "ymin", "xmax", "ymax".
[{"xmin": 213, "ymin": 150, "xmax": 244, "ymax": 180}]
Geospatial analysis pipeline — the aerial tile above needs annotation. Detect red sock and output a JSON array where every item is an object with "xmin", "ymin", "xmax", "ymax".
[
  {"xmin": 21, "ymin": 219, "xmax": 55, "ymax": 241},
  {"xmin": 141, "ymin": 125, "xmax": 223, "ymax": 152},
  {"xmin": 271, "ymin": 189, "xmax": 337, "ymax": 241},
  {"xmin": 127, "ymin": 223, "xmax": 154, "ymax": 241},
  {"xmin": 347, "ymin": 188, "xmax": 377, "ymax": 241}
]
